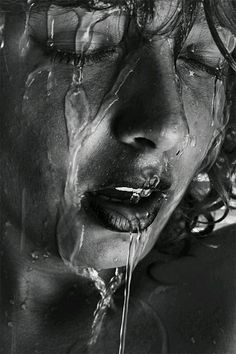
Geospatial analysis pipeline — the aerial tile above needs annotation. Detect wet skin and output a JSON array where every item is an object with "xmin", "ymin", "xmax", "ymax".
[
  {"xmin": 1, "ymin": 1, "xmax": 235, "ymax": 269},
  {"xmin": 0, "ymin": 0, "xmax": 236, "ymax": 353}
]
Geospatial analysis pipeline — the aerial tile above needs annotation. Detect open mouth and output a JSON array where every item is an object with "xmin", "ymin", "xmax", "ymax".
[{"xmin": 84, "ymin": 181, "xmax": 169, "ymax": 232}]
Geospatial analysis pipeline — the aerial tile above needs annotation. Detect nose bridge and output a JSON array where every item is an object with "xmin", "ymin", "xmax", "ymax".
[{"xmin": 111, "ymin": 39, "xmax": 189, "ymax": 152}]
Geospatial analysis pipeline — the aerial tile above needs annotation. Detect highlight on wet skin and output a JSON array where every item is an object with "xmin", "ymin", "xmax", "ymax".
[{"xmin": 1, "ymin": 0, "xmax": 236, "ymax": 353}]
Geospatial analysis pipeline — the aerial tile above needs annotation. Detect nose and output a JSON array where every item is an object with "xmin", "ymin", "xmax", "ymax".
[{"xmin": 111, "ymin": 39, "xmax": 189, "ymax": 154}]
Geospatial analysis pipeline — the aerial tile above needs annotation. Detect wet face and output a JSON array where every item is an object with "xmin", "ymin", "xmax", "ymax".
[{"xmin": 0, "ymin": 0, "xmax": 235, "ymax": 269}]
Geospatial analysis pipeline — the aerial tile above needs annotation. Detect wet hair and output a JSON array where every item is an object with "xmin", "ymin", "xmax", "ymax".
[{"xmin": 154, "ymin": 1, "xmax": 236, "ymax": 257}]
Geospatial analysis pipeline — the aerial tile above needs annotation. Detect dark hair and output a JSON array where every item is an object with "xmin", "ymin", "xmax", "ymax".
[{"xmin": 153, "ymin": 0, "xmax": 236, "ymax": 255}]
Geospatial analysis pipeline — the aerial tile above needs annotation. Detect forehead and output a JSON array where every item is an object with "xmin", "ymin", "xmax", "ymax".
[
  {"xmin": 0, "ymin": 0, "xmax": 195, "ymax": 32},
  {"xmin": 1, "ymin": 0, "xmax": 181, "ymax": 13},
  {"xmin": 3, "ymin": 0, "xmax": 188, "ymax": 32},
  {"xmin": 4, "ymin": 0, "xmax": 229, "ymax": 43}
]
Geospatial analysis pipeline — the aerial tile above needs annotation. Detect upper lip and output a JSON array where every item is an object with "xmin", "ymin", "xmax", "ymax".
[
  {"xmin": 89, "ymin": 176, "xmax": 171, "ymax": 197},
  {"xmin": 79, "ymin": 173, "xmax": 172, "ymax": 232}
]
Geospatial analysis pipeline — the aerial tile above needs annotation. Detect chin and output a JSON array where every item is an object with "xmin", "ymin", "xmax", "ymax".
[
  {"xmin": 78, "ymin": 235, "xmax": 134, "ymax": 269},
  {"xmin": 57, "ymin": 208, "xmax": 156, "ymax": 270},
  {"xmin": 56, "ymin": 180, "xmax": 175, "ymax": 270}
]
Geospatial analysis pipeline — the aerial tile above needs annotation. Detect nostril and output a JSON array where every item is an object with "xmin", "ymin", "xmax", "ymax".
[{"xmin": 134, "ymin": 137, "xmax": 156, "ymax": 149}]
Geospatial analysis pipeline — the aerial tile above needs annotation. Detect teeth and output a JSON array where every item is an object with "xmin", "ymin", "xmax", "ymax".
[
  {"xmin": 140, "ymin": 189, "xmax": 152, "ymax": 197},
  {"xmin": 130, "ymin": 193, "xmax": 141, "ymax": 204},
  {"xmin": 115, "ymin": 186, "xmax": 153, "ymax": 203},
  {"xmin": 93, "ymin": 187, "xmax": 153, "ymax": 205},
  {"xmin": 115, "ymin": 186, "xmax": 152, "ymax": 197},
  {"xmin": 115, "ymin": 187, "xmax": 143, "ymax": 194}
]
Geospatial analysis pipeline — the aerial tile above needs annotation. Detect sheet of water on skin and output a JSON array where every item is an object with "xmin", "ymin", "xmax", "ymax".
[{"xmin": 15, "ymin": 5, "xmax": 166, "ymax": 353}]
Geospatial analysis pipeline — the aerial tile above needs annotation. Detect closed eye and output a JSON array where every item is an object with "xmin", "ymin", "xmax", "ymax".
[
  {"xmin": 177, "ymin": 55, "xmax": 225, "ymax": 79},
  {"xmin": 46, "ymin": 44, "xmax": 120, "ymax": 66}
]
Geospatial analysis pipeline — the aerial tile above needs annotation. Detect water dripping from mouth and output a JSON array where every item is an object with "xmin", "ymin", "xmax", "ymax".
[
  {"xmin": 67, "ymin": 266, "xmax": 123, "ymax": 354},
  {"xmin": 118, "ymin": 233, "xmax": 136, "ymax": 354},
  {"xmin": 89, "ymin": 268, "xmax": 123, "ymax": 347},
  {"xmin": 0, "ymin": 13, "xmax": 5, "ymax": 49},
  {"xmin": 119, "ymin": 228, "xmax": 150, "ymax": 354}
]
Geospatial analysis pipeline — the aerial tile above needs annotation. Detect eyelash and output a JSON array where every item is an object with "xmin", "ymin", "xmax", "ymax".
[
  {"xmin": 46, "ymin": 45, "xmax": 118, "ymax": 66},
  {"xmin": 178, "ymin": 55, "xmax": 226, "ymax": 80}
]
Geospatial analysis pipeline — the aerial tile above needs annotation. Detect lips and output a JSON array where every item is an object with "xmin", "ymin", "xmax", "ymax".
[{"xmin": 83, "ymin": 181, "xmax": 169, "ymax": 232}]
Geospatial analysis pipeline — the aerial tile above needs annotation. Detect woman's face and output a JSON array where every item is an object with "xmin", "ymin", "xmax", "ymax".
[{"xmin": 1, "ymin": 0, "xmax": 235, "ymax": 269}]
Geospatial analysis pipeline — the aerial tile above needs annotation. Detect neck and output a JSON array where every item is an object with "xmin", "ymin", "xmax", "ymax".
[{"xmin": 0, "ymin": 221, "xmax": 118, "ymax": 350}]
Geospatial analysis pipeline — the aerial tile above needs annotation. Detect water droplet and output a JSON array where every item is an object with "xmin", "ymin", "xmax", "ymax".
[
  {"xmin": 47, "ymin": 12, "xmax": 55, "ymax": 48},
  {"xmin": 20, "ymin": 302, "xmax": 27, "ymax": 310},
  {"xmin": 7, "ymin": 321, "xmax": 13, "ymax": 328},
  {"xmin": 0, "ymin": 13, "xmax": 5, "ymax": 49},
  {"xmin": 43, "ymin": 252, "xmax": 50, "ymax": 259},
  {"xmin": 46, "ymin": 65, "xmax": 56, "ymax": 97},
  {"xmin": 189, "ymin": 44, "xmax": 196, "ymax": 53},
  {"xmin": 189, "ymin": 135, "xmax": 197, "ymax": 148},
  {"xmin": 19, "ymin": 2, "xmax": 35, "ymax": 57},
  {"xmin": 31, "ymin": 251, "xmax": 39, "ymax": 260}
]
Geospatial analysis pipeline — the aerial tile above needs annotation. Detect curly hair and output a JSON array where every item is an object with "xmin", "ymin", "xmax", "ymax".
[{"xmin": 154, "ymin": 0, "xmax": 236, "ymax": 255}]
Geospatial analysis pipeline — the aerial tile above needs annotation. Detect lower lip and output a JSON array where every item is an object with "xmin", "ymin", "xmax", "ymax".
[{"xmin": 84, "ymin": 192, "xmax": 165, "ymax": 233}]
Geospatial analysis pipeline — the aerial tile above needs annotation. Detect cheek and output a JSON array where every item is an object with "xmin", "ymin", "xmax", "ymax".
[
  {"xmin": 181, "ymin": 76, "xmax": 226, "ymax": 152},
  {"xmin": 15, "ymin": 58, "xmax": 119, "ymax": 168}
]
